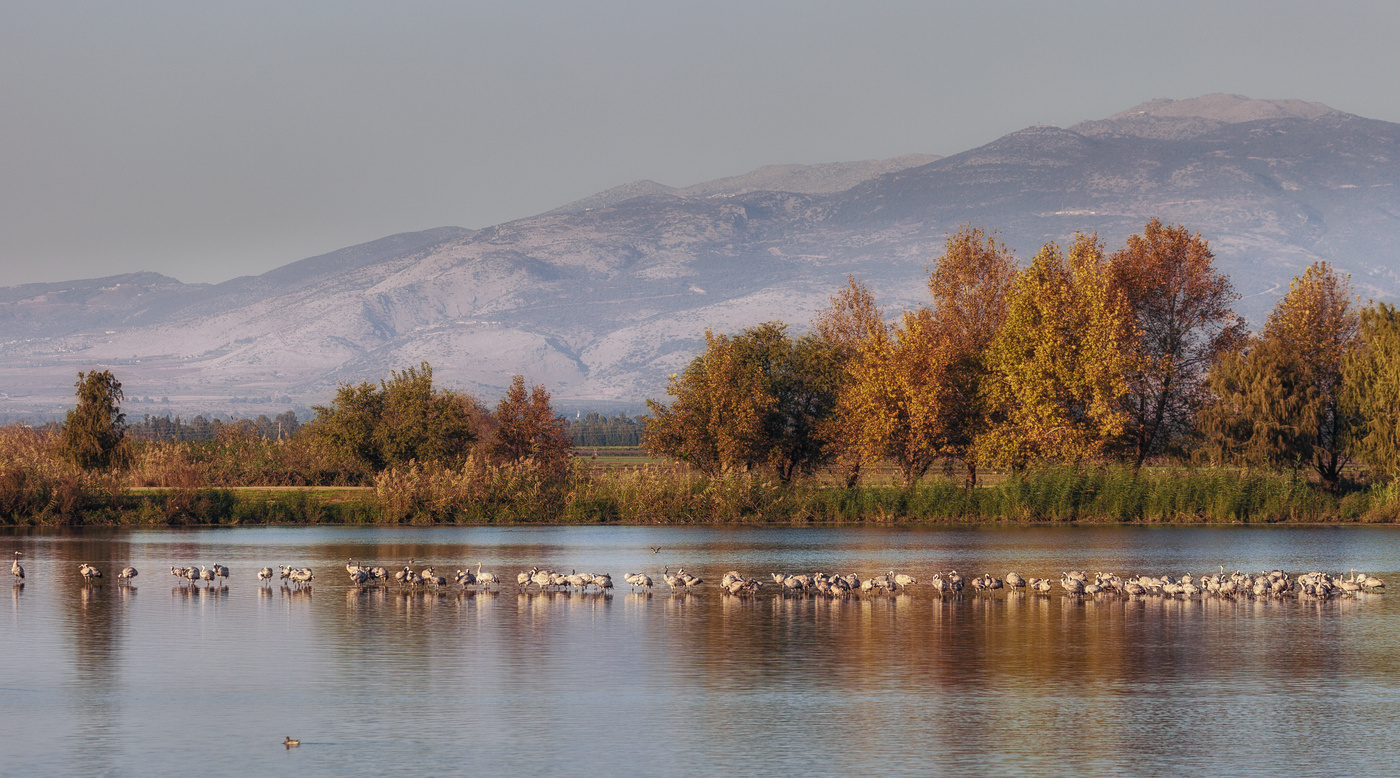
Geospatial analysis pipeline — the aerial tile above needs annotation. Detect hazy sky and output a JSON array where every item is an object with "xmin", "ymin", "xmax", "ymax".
[{"xmin": 2, "ymin": 1, "xmax": 1397, "ymax": 287}]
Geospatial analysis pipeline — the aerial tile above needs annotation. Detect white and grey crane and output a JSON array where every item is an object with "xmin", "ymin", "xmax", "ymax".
[{"xmin": 475, "ymin": 563, "xmax": 500, "ymax": 588}]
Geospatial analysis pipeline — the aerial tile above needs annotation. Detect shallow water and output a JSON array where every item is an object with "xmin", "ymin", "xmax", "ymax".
[{"xmin": 3, "ymin": 525, "xmax": 1399, "ymax": 777}]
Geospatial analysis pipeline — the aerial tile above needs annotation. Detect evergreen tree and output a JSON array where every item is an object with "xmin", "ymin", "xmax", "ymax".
[{"xmin": 57, "ymin": 370, "xmax": 129, "ymax": 469}]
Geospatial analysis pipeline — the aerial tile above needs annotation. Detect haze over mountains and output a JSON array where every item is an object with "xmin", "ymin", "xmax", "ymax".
[{"xmin": 3, "ymin": 94, "xmax": 1398, "ymax": 419}]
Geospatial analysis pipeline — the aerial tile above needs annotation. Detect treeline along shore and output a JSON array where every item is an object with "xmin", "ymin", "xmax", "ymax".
[{"xmin": 6, "ymin": 219, "xmax": 1400, "ymax": 527}]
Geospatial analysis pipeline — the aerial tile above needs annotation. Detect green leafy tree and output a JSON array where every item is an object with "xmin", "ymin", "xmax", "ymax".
[
  {"xmin": 308, "ymin": 382, "xmax": 383, "ymax": 470},
  {"xmin": 1259, "ymin": 262, "xmax": 1360, "ymax": 487},
  {"xmin": 732, "ymin": 323, "xmax": 844, "ymax": 482},
  {"xmin": 645, "ymin": 323, "xmax": 841, "ymax": 482},
  {"xmin": 307, "ymin": 362, "xmax": 484, "ymax": 471},
  {"xmin": 1196, "ymin": 262, "xmax": 1360, "ymax": 487},
  {"xmin": 57, "ymin": 370, "xmax": 130, "ymax": 469}
]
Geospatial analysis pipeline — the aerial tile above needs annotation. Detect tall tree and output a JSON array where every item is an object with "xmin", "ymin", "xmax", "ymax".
[
  {"xmin": 927, "ymin": 225, "xmax": 1017, "ymax": 485},
  {"xmin": 489, "ymin": 375, "xmax": 573, "ymax": 478},
  {"xmin": 813, "ymin": 276, "xmax": 886, "ymax": 486},
  {"xmin": 981, "ymin": 234, "xmax": 1137, "ymax": 467},
  {"xmin": 1259, "ymin": 262, "xmax": 1359, "ymax": 486},
  {"xmin": 58, "ymin": 370, "xmax": 129, "ymax": 469},
  {"xmin": 1109, "ymin": 219, "xmax": 1247, "ymax": 467},
  {"xmin": 729, "ymin": 324, "xmax": 844, "ymax": 482},
  {"xmin": 814, "ymin": 275, "xmax": 886, "ymax": 360},
  {"xmin": 1345, "ymin": 303, "xmax": 1400, "ymax": 478},
  {"xmin": 375, "ymin": 363, "xmax": 484, "ymax": 467}
]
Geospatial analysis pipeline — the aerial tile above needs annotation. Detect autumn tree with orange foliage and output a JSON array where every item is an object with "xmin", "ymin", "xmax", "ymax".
[
  {"xmin": 1109, "ymin": 219, "xmax": 1247, "ymax": 467},
  {"xmin": 645, "ymin": 330, "xmax": 773, "ymax": 477},
  {"xmin": 820, "ymin": 229, "xmax": 1016, "ymax": 488},
  {"xmin": 981, "ymin": 234, "xmax": 1137, "ymax": 468},
  {"xmin": 490, "ymin": 375, "xmax": 573, "ymax": 480}
]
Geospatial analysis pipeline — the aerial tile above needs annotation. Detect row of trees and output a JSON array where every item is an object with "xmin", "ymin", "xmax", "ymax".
[
  {"xmin": 645, "ymin": 220, "xmax": 1397, "ymax": 490},
  {"xmin": 126, "ymin": 411, "xmax": 302, "ymax": 442},
  {"xmin": 567, "ymin": 413, "xmax": 644, "ymax": 447},
  {"xmin": 56, "ymin": 364, "xmax": 573, "ymax": 481}
]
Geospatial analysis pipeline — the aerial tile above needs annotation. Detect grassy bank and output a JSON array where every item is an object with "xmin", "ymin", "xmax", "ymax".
[
  {"xmin": 6, "ymin": 422, "xmax": 1396, "ymax": 526},
  {"xmin": 5, "ymin": 458, "xmax": 1398, "ymax": 527}
]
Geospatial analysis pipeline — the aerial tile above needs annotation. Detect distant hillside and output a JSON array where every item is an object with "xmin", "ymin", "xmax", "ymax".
[
  {"xmin": 1, "ymin": 94, "xmax": 1397, "ymax": 419},
  {"xmin": 547, "ymin": 153, "xmax": 940, "ymax": 214}
]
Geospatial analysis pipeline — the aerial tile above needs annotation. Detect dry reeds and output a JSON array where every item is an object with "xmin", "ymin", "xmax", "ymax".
[{"xmin": 0, "ymin": 426, "xmax": 121, "ymax": 523}]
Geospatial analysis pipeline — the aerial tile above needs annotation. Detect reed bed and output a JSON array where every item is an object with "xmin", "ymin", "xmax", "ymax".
[
  {"xmin": 0, "ymin": 426, "xmax": 122, "ymax": 523},
  {"xmin": 3, "ymin": 419, "xmax": 1398, "ymax": 526}
]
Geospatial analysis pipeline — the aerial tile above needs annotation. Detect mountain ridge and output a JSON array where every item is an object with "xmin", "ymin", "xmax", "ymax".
[{"xmin": 2, "ymin": 95, "xmax": 1397, "ymax": 419}]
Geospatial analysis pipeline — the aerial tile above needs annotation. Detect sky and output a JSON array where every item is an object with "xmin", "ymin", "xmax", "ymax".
[{"xmin": 2, "ymin": 0, "xmax": 1398, "ymax": 287}]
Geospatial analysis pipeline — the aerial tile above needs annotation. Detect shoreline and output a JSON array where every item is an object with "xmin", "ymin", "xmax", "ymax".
[{"xmin": 6, "ymin": 465, "xmax": 1397, "ymax": 527}]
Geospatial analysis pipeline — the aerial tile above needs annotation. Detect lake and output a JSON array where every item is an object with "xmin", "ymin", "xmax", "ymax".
[{"xmin": 3, "ymin": 524, "xmax": 1399, "ymax": 777}]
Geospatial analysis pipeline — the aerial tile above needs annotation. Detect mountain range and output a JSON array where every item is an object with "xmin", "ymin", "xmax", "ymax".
[{"xmin": 2, "ymin": 94, "xmax": 1398, "ymax": 420}]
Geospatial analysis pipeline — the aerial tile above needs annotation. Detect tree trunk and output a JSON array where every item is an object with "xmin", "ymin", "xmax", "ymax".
[{"xmin": 843, "ymin": 461, "xmax": 862, "ymax": 489}]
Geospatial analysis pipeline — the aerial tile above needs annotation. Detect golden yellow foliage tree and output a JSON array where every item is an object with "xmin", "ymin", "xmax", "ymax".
[
  {"xmin": 837, "ymin": 307, "xmax": 957, "ymax": 487},
  {"xmin": 981, "ymin": 234, "xmax": 1137, "ymax": 467}
]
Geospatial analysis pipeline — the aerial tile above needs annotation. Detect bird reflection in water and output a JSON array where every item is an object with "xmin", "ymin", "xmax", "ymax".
[
  {"xmin": 345, "ymin": 584, "xmax": 388, "ymax": 609},
  {"xmin": 280, "ymin": 584, "xmax": 313, "ymax": 604}
]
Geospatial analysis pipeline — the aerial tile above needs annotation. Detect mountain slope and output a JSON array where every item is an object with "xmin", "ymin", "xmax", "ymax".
[{"xmin": 2, "ymin": 96, "xmax": 1398, "ymax": 418}]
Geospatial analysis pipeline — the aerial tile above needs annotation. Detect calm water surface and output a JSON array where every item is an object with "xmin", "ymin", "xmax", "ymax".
[{"xmin": 4, "ymin": 525, "xmax": 1400, "ymax": 777}]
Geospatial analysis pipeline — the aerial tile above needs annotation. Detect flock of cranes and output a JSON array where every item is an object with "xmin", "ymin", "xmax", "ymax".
[{"xmin": 9, "ymin": 550, "xmax": 1387, "ymax": 600}]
